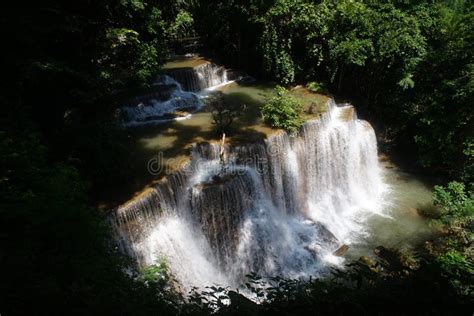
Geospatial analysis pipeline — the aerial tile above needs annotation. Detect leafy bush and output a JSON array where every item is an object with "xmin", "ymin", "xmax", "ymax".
[
  {"xmin": 167, "ymin": 10, "xmax": 195, "ymax": 39},
  {"xmin": 433, "ymin": 181, "xmax": 474, "ymax": 219},
  {"xmin": 437, "ymin": 250, "xmax": 474, "ymax": 296},
  {"xmin": 140, "ymin": 259, "xmax": 169, "ymax": 285},
  {"xmin": 437, "ymin": 251, "xmax": 474, "ymax": 277},
  {"xmin": 306, "ymin": 81, "xmax": 326, "ymax": 93},
  {"xmin": 261, "ymin": 86, "xmax": 303, "ymax": 134},
  {"xmin": 429, "ymin": 181, "xmax": 474, "ymax": 297}
]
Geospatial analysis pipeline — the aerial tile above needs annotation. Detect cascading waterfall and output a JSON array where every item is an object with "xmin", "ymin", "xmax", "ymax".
[
  {"xmin": 111, "ymin": 99, "xmax": 387, "ymax": 293},
  {"xmin": 166, "ymin": 62, "xmax": 229, "ymax": 92},
  {"xmin": 119, "ymin": 61, "xmax": 230, "ymax": 127},
  {"xmin": 120, "ymin": 75, "xmax": 201, "ymax": 127}
]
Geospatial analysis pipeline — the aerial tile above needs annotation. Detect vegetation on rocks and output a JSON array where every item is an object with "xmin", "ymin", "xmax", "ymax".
[{"xmin": 262, "ymin": 86, "xmax": 303, "ymax": 134}]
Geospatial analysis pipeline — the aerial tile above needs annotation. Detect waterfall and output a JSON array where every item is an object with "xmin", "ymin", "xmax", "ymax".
[
  {"xmin": 119, "ymin": 61, "xmax": 230, "ymax": 127},
  {"xmin": 166, "ymin": 62, "xmax": 229, "ymax": 92},
  {"xmin": 120, "ymin": 76, "xmax": 201, "ymax": 127},
  {"xmin": 111, "ymin": 99, "xmax": 386, "ymax": 292}
]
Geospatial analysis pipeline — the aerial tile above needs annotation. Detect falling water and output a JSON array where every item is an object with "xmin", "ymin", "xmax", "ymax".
[
  {"xmin": 120, "ymin": 61, "xmax": 230, "ymax": 127},
  {"xmin": 166, "ymin": 62, "xmax": 229, "ymax": 92},
  {"xmin": 120, "ymin": 76, "xmax": 201, "ymax": 127},
  {"xmin": 111, "ymin": 99, "xmax": 387, "ymax": 293}
]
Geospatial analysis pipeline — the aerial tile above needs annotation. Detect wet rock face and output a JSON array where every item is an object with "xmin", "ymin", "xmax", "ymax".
[
  {"xmin": 303, "ymin": 220, "xmax": 343, "ymax": 259},
  {"xmin": 311, "ymin": 221, "xmax": 340, "ymax": 249},
  {"xmin": 190, "ymin": 170, "xmax": 255, "ymax": 270},
  {"xmin": 194, "ymin": 171, "xmax": 239, "ymax": 189}
]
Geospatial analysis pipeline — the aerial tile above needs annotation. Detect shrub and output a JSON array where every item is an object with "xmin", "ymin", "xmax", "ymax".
[
  {"xmin": 430, "ymin": 182, "xmax": 474, "ymax": 296},
  {"xmin": 140, "ymin": 259, "xmax": 169, "ymax": 284},
  {"xmin": 261, "ymin": 86, "xmax": 303, "ymax": 134},
  {"xmin": 306, "ymin": 81, "xmax": 325, "ymax": 93},
  {"xmin": 433, "ymin": 181, "xmax": 474, "ymax": 219},
  {"xmin": 437, "ymin": 250, "xmax": 474, "ymax": 296},
  {"xmin": 437, "ymin": 251, "xmax": 474, "ymax": 277}
]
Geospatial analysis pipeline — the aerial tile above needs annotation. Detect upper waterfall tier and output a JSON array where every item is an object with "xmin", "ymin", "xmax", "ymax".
[
  {"xmin": 165, "ymin": 61, "xmax": 229, "ymax": 92},
  {"xmin": 111, "ymin": 99, "xmax": 386, "ymax": 292},
  {"xmin": 119, "ymin": 57, "xmax": 231, "ymax": 127},
  {"xmin": 120, "ymin": 75, "xmax": 202, "ymax": 127}
]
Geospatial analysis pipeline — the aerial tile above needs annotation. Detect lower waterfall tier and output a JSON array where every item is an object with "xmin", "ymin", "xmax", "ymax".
[{"xmin": 111, "ymin": 99, "xmax": 387, "ymax": 292}]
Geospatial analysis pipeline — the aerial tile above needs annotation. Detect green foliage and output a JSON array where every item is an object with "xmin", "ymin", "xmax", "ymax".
[
  {"xmin": 167, "ymin": 10, "xmax": 195, "ymax": 39},
  {"xmin": 260, "ymin": 0, "xmax": 426, "ymax": 92},
  {"xmin": 407, "ymin": 6, "xmax": 474, "ymax": 180},
  {"xmin": 433, "ymin": 181, "xmax": 474, "ymax": 219},
  {"xmin": 398, "ymin": 74, "xmax": 415, "ymax": 90},
  {"xmin": 194, "ymin": 0, "xmax": 273, "ymax": 70},
  {"xmin": 428, "ymin": 181, "xmax": 474, "ymax": 297},
  {"xmin": 262, "ymin": 86, "xmax": 303, "ymax": 134},
  {"xmin": 260, "ymin": 0, "xmax": 331, "ymax": 84},
  {"xmin": 435, "ymin": 241, "xmax": 474, "ymax": 297},
  {"xmin": 140, "ymin": 259, "xmax": 169, "ymax": 284},
  {"xmin": 306, "ymin": 81, "xmax": 325, "ymax": 93},
  {"xmin": 437, "ymin": 250, "xmax": 474, "ymax": 277}
]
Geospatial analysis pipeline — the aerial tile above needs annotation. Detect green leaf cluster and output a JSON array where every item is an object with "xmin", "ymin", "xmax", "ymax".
[{"xmin": 262, "ymin": 86, "xmax": 303, "ymax": 134}]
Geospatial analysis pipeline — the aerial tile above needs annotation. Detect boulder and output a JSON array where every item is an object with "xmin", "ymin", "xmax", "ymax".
[{"xmin": 310, "ymin": 221, "xmax": 339, "ymax": 249}]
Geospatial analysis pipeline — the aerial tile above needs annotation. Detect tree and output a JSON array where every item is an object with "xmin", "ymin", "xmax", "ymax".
[
  {"xmin": 208, "ymin": 92, "xmax": 241, "ymax": 135},
  {"xmin": 262, "ymin": 86, "xmax": 303, "ymax": 134}
]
